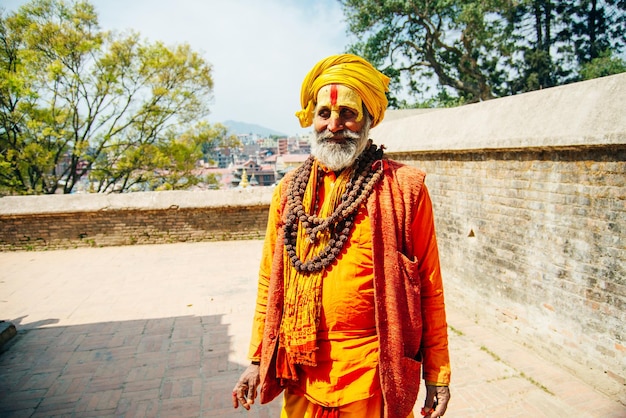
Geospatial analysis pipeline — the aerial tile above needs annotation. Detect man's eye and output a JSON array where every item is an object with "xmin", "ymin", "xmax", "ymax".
[
  {"xmin": 340, "ymin": 108, "xmax": 356, "ymax": 119},
  {"xmin": 318, "ymin": 109, "xmax": 330, "ymax": 118}
]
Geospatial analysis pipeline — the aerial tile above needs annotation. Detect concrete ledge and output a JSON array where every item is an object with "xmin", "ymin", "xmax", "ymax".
[
  {"xmin": 371, "ymin": 73, "xmax": 626, "ymax": 153},
  {"xmin": 0, "ymin": 186, "xmax": 275, "ymax": 216}
]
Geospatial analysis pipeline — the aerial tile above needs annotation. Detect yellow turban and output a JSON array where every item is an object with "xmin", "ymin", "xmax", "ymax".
[{"xmin": 296, "ymin": 54, "xmax": 390, "ymax": 129}]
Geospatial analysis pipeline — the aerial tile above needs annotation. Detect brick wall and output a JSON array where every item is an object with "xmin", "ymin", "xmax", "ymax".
[
  {"xmin": 0, "ymin": 206, "xmax": 269, "ymax": 250},
  {"xmin": 0, "ymin": 188, "xmax": 273, "ymax": 251},
  {"xmin": 393, "ymin": 145, "xmax": 625, "ymax": 398}
]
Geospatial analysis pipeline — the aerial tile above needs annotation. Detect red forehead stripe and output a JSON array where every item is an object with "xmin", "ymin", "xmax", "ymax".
[{"xmin": 330, "ymin": 84, "xmax": 338, "ymax": 106}]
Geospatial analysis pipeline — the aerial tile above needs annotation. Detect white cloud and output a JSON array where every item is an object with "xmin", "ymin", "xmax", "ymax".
[{"xmin": 3, "ymin": 0, "xmax": 351, "ymax": 135}]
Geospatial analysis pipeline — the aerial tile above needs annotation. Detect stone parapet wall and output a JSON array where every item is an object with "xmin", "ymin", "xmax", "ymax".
[
  {"xmin": 396, "ymin": 145, "xmax": 625, "ymax": 401},
  {"xmin": 0, "ymin": 189, "xmax": 273, "ymax": 250}
]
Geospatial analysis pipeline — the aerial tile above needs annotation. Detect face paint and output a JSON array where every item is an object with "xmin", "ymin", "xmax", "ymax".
[{"xmin": 316, "ymin": 84, "xmax": 363, "ymax": 122}]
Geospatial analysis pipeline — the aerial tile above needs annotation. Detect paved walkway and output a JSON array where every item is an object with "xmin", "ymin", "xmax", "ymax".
[{"xmin": 0, "ymin": 241, "xmax": 624, "ymax": 417}]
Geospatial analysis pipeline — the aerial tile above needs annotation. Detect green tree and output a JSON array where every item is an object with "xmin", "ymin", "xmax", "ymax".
[
  {"xmin": 505, "ymin": 0, "xmax": 626, "ymax": 93},
  {"xmin": 340, "ymin": 0, "xmax": 517, "ymax": 106},
  {"xmin": 556, "ymin": 0, "xmax": 626, "ymax": 66},
  {"xmin": 0, "ymin": 0, "xmax": 232, "ymax": 195},
  {"xmin": 340, "ymin": 0, "xmax": 626, "ymax": 106},
  {"xmin": 504, "ymin": 0, "xmax": 564, "ymax": 92},
  {"xmin": 578, "ymin": 49, "xmax": 626, "ymax": 79}
]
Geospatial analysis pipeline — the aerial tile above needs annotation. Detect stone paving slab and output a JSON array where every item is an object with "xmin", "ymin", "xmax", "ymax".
[{"xmin": 1, "ymin": 241, "xmax": 624, "ymax": 417}]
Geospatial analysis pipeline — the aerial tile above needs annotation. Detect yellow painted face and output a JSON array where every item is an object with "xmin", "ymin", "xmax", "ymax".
[{"xmin": 315, "ymin": 84, "xmax": 364, "ymax": 123}]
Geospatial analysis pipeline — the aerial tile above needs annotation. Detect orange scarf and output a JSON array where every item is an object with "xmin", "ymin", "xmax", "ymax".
[{"xmin": 276, "ymin": 162, "xmax": 352, "ymax": 381}]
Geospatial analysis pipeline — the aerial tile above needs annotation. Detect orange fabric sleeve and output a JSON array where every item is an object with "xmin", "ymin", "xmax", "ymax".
[
  {"xmin": 412, "ymin": 185, "xmax": 451, "ymax": 385},
  {"xmin": 247, "ymin": 184, "xmax": 283, "ymax": 361}
]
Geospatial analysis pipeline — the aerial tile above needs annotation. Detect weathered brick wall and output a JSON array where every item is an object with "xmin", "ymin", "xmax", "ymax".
[
  {"xmin": 0, "ymin": 206, "xmax": 269, "ymax": 250},
  {"xmin": 0, "ymin": 188, "xmax": 273, "ymax": 251},
  {"xmin": 392, "ymin": 145, "xmax": 625, "ymax": 397}
]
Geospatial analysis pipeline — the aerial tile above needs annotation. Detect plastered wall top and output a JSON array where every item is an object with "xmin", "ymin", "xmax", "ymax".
[
  {"xmin": 370, "ymin": 73, "xmax": 626, "ymax": 153},
  {"xmin": 0, "ymin": 187, "xmax": 275, "ymax": 215}
]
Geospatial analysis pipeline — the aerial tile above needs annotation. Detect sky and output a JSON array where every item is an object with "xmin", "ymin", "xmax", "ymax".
[{"xmin": 2, "ymin": 0, "xmax": 353, "ymax": 136}]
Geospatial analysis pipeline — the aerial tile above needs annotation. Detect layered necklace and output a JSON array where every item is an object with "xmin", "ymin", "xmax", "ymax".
[{"xmin": 284, "ymin": 142, "xmax": 385, "ymax": 273}]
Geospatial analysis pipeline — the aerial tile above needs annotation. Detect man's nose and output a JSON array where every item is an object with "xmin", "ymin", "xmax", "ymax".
[{"xmin": 327, "ymin": 112, "xmax": 343, "ymax": 132}]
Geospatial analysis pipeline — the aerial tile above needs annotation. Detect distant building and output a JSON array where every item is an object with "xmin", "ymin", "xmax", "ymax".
[
  {"xmin": 230, "ymin": 159, "xmax": 276, "ymax": 188},
  {"xmin": 275, "ymin": 154, "xmax": 309, "ymax": 180},
  {"xmin": 277, "ymin": 138, "xmax": 289, "ymax": 155},
  {"xmin": 298, "ymin": 138, "xmax": 311, "ymax": 154},
  {"xmin": 196, "ymin": 132, "xmax": 313, "ymax": 189},
  {"xmin": 276, "ymin": 135, "xmax": 312, "ymax": 155}
]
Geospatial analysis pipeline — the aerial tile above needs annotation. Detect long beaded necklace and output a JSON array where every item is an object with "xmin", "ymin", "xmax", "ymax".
[{"xmin": 284, "ymin": 142, "xmax": 385, "ymax": 273}]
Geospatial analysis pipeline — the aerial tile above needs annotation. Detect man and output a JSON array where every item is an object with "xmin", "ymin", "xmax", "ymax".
[{"xmin": 232, "ymin": 54, "xmax": 451, "ymax": 418}]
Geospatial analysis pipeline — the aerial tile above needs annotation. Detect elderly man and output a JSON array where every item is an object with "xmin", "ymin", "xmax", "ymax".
[{"xmin": 232, "ymin": 54, "xmax": 451, "ymax": 418}]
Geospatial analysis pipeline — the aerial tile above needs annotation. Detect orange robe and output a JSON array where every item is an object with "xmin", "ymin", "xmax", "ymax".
[
  {"xmin": 294, "ymin": 170, "xmax": 379, "ymax": 406},
  {"xmin": 249, "ymin": 160, "xmax": 450, "ymax": 417}
]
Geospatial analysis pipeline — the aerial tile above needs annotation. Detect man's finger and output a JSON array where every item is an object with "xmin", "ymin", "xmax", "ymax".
[
  {"xmin": 432, "ymin": 405, "xmax": 448, "ymax": 418},
  {"xmin": 233, "ymin": 384, "xmax": 250, "ymax": 409},
  {"xmin": 247, "ymin": 386, "xmax": 256, "ymax": 405},
  {"xmin": 232, "ymin": 391, "xmax": 239, "ymax": 409},
  {"xmin": 237, "ymin": 384, "xmax": 250, "ymax": 409},
  {"xmin": 241, "ymin": 398, "xmax": 251, "ymax": 410},
  {"xmin": 235, "ymin": 392, "xmax": 248, "ymax": 409}
]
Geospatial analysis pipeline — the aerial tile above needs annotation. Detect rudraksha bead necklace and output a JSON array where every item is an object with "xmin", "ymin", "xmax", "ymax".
[{"xmin": 284, "ymin": 142, "xmax": 384, "ymax": 273}]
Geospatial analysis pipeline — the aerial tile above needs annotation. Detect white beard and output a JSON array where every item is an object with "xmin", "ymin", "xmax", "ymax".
[{"xmin": 311, "ymin": 122, "xmax": 371, "ymax": 171}]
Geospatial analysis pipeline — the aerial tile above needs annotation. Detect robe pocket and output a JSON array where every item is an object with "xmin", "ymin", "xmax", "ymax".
[
  {"xmin": 399, "ymin": 356, "xmax": 423, "ymax": 397},
  {"xmin": 397, "ymin": 251, "xmax": 421, "ymax": 289}
]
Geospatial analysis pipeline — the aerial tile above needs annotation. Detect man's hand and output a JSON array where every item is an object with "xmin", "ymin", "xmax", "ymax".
[
  {"xmin": 421, "ymin": 385, "xmax": 450, "ymax": 417},
  {"xmin": 232, "ymin": 364, "xmax": 261, "ymax": 410}
]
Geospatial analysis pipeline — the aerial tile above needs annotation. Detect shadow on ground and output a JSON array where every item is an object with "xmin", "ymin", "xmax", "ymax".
[{"xmin": 0, "ymin": 314, "xmax": 282, "ymax": 417}]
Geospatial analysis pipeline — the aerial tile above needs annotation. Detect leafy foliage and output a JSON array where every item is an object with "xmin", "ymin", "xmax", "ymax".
[
  {"xmin": 339, "ymin": 0, "xmax": 626, "ymax": 107},
  {"xmin": 0, "ymin": 0, "xmax": 236, "ymax": 194}
]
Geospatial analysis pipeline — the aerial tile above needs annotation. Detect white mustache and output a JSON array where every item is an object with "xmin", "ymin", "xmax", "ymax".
[{"xmin": 317, "ymin": 129, "xmax": 361, "ymax": 142}]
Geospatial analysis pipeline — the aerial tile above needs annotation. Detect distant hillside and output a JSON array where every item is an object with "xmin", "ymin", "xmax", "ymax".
[{"xmin": 222, "ymin": 120, "xmax": 286, "ymax": 137}]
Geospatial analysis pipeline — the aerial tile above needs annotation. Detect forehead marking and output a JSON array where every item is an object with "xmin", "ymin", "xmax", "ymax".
[{"xmin": 330, "ymin": 84, "xmax": 338, "ymax": 106}]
